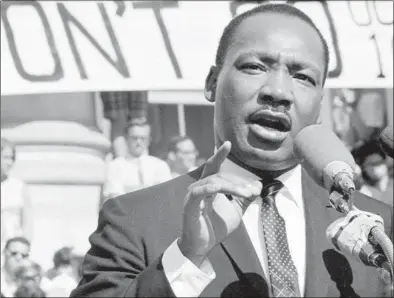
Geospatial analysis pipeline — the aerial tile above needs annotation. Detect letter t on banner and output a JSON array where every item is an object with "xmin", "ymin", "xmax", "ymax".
[{"xmin": 132, "ymin": 1, "xmax": 182, "ymax": 78}]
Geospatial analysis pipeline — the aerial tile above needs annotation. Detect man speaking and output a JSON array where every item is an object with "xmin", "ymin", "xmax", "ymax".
[{"xmin": 71, "ymin": 3, "xmax": 392, "ymax": 297}]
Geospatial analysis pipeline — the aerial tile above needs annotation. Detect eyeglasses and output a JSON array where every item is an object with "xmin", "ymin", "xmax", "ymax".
[
  {"xmin": 8, "ymin": 251, "xmax": 29, "ymax": 259},
  {"xmin": 177, "ymin": 149, "xmax": 198, "ymax": 156}
]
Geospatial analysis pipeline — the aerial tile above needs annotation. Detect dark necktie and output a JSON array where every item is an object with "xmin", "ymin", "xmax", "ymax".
[{"xmin": 260, "ymin": 180, "xmax": 301, "ymax": 297}]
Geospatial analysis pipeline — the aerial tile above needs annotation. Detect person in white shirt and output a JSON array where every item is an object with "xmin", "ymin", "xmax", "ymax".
[
  {"xmin": 71, "ymin": 3, "xmax": 392, "ymax": 298},
  {"xmin": 43, "ymin": 246, "xmax": 79, "ymax": 297},
  {"xmin": 103, "ymin": 117, "xmax": 172, "ymax": 199},
  {"xmin": 1, "ymin": 138, "xmax": 33, "ymax": 248},
  {"xmin": 166, "ymin": 135, "xmax": 199, "ymax": 178},
  {"xmin": 1, "ymin": 237, "xmax": 31, "ymax": 297}
]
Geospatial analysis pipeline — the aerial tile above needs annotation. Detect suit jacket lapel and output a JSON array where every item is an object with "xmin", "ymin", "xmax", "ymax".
[
  {"xmin": 185, "ymin": 166, "xmax": 270, "ymax": 296},
  {"xmin": 220, "ymin": 222, "xmax": 272, "ymax": 297},
  {"xmin": 302, "ymin": 169, "xmax": 335, "ymax": 297},
  {"xmin": 190, "ymin": 166, "xmax": 380, "ymax": 296}
]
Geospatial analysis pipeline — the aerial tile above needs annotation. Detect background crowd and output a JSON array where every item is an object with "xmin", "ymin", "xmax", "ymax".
[
  {"xmin": 1, "ymin": 115, "xmax": 203, "ymax": 297},
  {"xmin": 0, "ymin": 0, "xmax": 393, "ymax": 294},
  {"xmin": 1, "ymin": 89, "xmax": 393, "ymax": 297}
]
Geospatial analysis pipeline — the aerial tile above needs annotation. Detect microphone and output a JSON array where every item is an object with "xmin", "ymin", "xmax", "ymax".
[
  {"xmin": 379, "ymin": 125, "xmax": 393, "ymax": 159},
  {"xmin": 294, "ymin": 125, "xmax": 393, "ymax": 280},
  {"xmin": 294, "ymin": 124, "xmax": 356, "ymax": 212},
  {"xmin": 326, "ymin": 209, "xmax": 393, "ymax": 283}
]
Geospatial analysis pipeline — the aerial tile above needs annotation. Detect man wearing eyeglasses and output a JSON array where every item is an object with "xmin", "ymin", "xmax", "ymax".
[
  {"xmin": 167, "ymin": 136, "xmax": 199, "ymax": 178},
  {"xmin": 1, "ymin": 237, "xmax": 30, "ymax": 297}
]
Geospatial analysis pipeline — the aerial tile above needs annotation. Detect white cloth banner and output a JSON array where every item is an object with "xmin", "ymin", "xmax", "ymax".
[{"xmin": 1, "ymin": 1, "xmax": 393, "ymax": 95}]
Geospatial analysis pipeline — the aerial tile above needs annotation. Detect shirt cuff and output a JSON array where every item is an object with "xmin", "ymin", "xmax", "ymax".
[{"xmin": 162, "ymin": 239, "xmax": 216, "ymax": 297}]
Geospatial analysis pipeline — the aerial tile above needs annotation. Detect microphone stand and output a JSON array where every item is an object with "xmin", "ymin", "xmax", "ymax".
[{"xmin": 329, "ymin": 189, "xmax": 393, "ymax": 284}]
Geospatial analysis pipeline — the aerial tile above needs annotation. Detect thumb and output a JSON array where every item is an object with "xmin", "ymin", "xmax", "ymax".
[{"xmin": 201, "ymin": 141, "xmax": 231, "ymax": 178}]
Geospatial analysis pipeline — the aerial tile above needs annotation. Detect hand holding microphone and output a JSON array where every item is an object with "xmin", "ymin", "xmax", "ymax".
[
  {"xmin": 326, "ymin": 209, "xmax": 392, "ymax": 284},
  {"xmin": 326, "ymin": 210, "xmax": 387, "ymax": 264}
]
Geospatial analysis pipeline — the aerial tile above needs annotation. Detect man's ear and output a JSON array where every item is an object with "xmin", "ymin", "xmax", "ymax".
[{"xmin": 204, "ymin": 66, "xmax": 219, "ymax": 102}]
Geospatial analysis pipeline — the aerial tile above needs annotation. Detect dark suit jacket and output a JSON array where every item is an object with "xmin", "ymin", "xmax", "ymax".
[{"xmin": 71, "ymin": 167, "xmax": 393, "ymax": 297}]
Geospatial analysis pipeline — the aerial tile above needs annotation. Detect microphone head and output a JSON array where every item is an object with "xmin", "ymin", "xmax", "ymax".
[
  {"xmin": 294, "ymin": 124, "xmax": 356, "ymax": 188},
  {"xmin": 379, "ymin": 125, "xmax": 393, "ymax": 159}
]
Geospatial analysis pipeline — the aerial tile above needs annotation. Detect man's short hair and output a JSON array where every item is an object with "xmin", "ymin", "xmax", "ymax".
[
  {"xmin": 4, "ymin": 236, "xmax": 31, "ymax": 250},
  {"xmin": 215, "ymin": 3, "xmax": 330, "ymax": 83},
  {"xmin": 53, "ymin": 246, "xmax": 74, "ymax": 268},
  {"xmin": 125, "ymin": 117, "xmax": 150, "ymax": 134},
  {"xmin": 1, "ymin": 138, "xmax": 16, "ymax": 161},
  {"xmin": 168, "ymin": 135, "xmax": 194, "ymax": 153},
  {"xmin": 352, "ymin": 139, "xmax": 386, "ymax": 166}
]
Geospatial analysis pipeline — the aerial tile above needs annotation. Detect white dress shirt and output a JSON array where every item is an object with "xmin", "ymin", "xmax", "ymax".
[
  {"xmin": 1, "ymin": 177, "xmax": 31, "ymax": 248},
  {"xmin": 104, "ymin": 154, "xmax": 172, "ymax": 198},
  {"xmin": 1, "ymin": 268, "xmax": 17, "ymax": 297},
  {"xmin": 44, "ymin": 270, "xmax": 78, "ymax": 297},
  {"xmin": 162, "ymin": 158, "xmax": 306, "ymax": 297}
]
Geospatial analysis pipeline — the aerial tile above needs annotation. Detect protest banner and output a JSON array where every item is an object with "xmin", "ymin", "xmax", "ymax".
[{"xmin": 1, "ymin": 1, "xmax": 392, "ymax": 95}]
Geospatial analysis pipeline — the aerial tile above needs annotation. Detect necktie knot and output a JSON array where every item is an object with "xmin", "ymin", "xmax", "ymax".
[{"xmin": 260, "ymin": 179, "xmax": 284, "ymax": 199}]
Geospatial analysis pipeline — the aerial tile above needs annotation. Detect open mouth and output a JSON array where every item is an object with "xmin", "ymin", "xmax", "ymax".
[{"xmin": 249, "ymin": 111, "xmax": 291, "ymax": 132}]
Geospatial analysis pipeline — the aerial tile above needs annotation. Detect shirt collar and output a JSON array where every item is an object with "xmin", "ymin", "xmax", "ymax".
[
  {"xmin": 219, "ymin": 158, "xmax": 303, "ymax": 208},
  {"xmin": 125, "ymin": 150, "xmax": 149, "ymax": 160}
]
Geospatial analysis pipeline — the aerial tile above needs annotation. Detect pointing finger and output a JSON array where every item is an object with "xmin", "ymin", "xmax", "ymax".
[{"xmin": 201, "ymin": 141, "xmax": 231, "ymax": 178}]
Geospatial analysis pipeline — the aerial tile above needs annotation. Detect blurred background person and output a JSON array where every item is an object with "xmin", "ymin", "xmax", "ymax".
[
  {"xmin": 13, "ymin": 260, "xmax": 48, "ymax": 297},
  {"xmin": 331, "ymin": 89, "xmax": 388, "ymax": 150},
  {"xmin": 13, "ymin": 283, "xmax": 46, "ymax": 298},
  {"xmin": 1, "ymin": 237, "xmax": 31, "ymax": 297},
  {"xmin": 352, "ymin": 139, "xmax": 393, "ymax": 206},
  {"xmin": 44, "ymin": 247, "xmax": 78, "ymax": 297},
  {"xmin": 45, "ymin": 247, "xmax": 74, "ymax": 280},
  {"xmin": 166, "ymin": 135, "xmax": 198, "ymax": 178},
  {"xmin": 1, "ymin": 139, "xmax": 33, "ymax": 247},
  {"xmin": 103, "ymin": 117, "xmax": 172, "ymax": 199}
]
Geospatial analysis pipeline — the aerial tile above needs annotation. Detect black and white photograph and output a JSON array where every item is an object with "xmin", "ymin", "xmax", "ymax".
[{"xmin": 1, "ymin": 1, "xmax": 393, "ymax": 297}]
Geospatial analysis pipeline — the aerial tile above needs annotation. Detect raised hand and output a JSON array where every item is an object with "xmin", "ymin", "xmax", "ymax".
[{"xmin": 178, "ymin": 141, "xmax": 263, "ymax": 267}]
